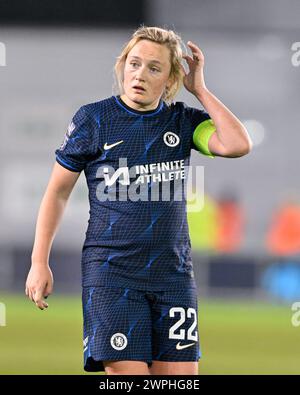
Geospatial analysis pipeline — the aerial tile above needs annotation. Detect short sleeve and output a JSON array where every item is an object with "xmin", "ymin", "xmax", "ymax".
[
  {"xmin": 185, "ymin": 105, "xmax": 211, "ymax": 131},
  {"xmin": 55, "ymin": 105, "xmax": 95, "ymax": 172}
]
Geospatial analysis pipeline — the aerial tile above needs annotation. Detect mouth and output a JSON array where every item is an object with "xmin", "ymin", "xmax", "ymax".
[{"xmin": 133, "ymin": 86, "xmax": 146, "ymax": 92}]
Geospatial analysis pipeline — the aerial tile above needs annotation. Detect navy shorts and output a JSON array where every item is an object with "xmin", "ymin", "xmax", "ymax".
[{"xmin": 82, "ymin": 285, "xmax": 201, "ymax": 372}]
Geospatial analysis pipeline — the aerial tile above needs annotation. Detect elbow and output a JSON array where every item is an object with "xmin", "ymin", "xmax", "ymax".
[
  {"xmin": 241, "ymin": 133, "xmax": 253, "ymax": 155},
  {"xmin": 232, "ymin": 128, "xmax": 253, "ymax": 157},
  {"xmin": 213, "ymin": 126, "xmax": 253, "ymax": 158},
  {"xmin": 240, "ymin": 126, "xmax": 253, "ymax": 155},
  {"xmin": 240, "ymin": 139, "xmax": 253, "ymax": 156},
  {"xmin": 225, "ymin": 138, "xmax": 253, "ymax": 158}
]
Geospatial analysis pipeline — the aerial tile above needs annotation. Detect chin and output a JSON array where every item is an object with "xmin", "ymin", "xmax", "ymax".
[{"xmin": 130, "ymin": 94, "xmax": 147, "ymax": 103}]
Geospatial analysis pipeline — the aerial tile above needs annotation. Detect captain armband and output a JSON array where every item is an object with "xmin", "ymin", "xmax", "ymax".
[{"xmin": 192, "ymin": 119, "xmax": 216, "ymax": 158}]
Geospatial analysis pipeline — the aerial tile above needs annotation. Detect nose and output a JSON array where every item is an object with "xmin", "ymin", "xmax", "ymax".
[{"xmin": 135, "ymin": 66, "xmax": 146, "ymax": 81}]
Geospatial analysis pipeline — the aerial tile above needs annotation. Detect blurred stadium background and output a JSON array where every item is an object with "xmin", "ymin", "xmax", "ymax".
[{"xmin": 0, "ymin": 0, "xmax": 300, "ymax": 374}]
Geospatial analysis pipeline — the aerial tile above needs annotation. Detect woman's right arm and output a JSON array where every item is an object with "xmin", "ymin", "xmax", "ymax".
[{"xmin": 25, "ymin": 162, "xmax": 81, "ymax": 310}]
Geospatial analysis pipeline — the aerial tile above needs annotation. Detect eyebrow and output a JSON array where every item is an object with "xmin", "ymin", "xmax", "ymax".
[{"xmin": 129, "ymin": 56, "xmax": 162, "ymax": 65}]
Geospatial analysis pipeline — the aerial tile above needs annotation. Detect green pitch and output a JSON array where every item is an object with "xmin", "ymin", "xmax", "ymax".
[{"xmin": 0, "ymin": 293, "xmax": 299, "ymax": 375}]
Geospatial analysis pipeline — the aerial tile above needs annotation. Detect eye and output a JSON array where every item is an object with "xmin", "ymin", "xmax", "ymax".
[
  {"xmin": 150, "ymin": 67, "xmax": 160, "ymax": 73},
  {"xmin": 130, "ymin": 62, "xmax": 139, "ymax": 67}
]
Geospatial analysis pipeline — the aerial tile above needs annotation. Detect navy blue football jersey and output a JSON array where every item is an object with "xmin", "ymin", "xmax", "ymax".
[{"xmin": 55, "ymin": 95, "xmax": 211, "ymax": 291}]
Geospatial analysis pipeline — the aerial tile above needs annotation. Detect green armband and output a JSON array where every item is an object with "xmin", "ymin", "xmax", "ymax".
[{"xmin": 192, "ymin": 119, "xmax": 216, "ymax": 158}]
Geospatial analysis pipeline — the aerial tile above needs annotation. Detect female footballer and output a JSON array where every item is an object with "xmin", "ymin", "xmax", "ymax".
[{"xmin": 25, "ymin": 26, "xmax": 252, "ymax": 375}]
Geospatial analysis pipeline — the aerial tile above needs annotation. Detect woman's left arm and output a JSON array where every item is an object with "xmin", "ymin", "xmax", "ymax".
[{"xmin": 182, "ymin": 41, "xmax": 252, "ymax": 158}]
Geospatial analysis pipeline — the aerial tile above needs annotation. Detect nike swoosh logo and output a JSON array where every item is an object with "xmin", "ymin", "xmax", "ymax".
[
  {"xmin": 176, "ymin": 342, "xmax": 196, "ymax": 350},
  {"xmin": 104, "ymin": 140, "xmax": 124, "ymax": 150}
]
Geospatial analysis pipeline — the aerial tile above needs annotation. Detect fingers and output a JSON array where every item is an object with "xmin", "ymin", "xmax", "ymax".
[
  {"xmin": 182, "ymin": 54, "xmax": 194, "ymax": 65},
  {"xmin": 25, "ymin": 266, "xmax": 53, "ymax": 310},
  {"xmin": 29, "ymin": 289, "xmax": 35, "ymax": 303},
  {"xmin": 25, "ymin": 286, "xmax": 49, "ymax": 310},
  {"xmin": 184, "ymin": 41, "xmax": 204, "ymax": 63},
  {"xmin": 33, "ymin": 289, "xmax": 49, "ymax": 310},
  {"xmin": 45, "ymin": 282, "xmax": 53, "ymax": 297},
  {"xmin": 25, "ymin": 285, "xmax": 35, "ymax": 303},
  {"xmin": 187, "ymin": 40, "xmax": 201, "ymax": 53}
]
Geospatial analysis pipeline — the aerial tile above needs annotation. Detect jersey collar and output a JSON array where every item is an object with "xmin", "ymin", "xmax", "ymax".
[{"xmin": 113, "ymin": 95, "xmax": 165, "ymax": 116}]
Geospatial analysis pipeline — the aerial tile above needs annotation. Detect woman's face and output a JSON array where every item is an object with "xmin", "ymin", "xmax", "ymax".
[{"xmin": 121, "ymin": 39, "xmax": 172, "ymax": 111}]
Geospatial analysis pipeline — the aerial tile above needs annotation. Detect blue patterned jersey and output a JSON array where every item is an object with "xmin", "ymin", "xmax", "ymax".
[{"xmin": 55, "ymin": 95, "xmax": 211, "ymax": 291}]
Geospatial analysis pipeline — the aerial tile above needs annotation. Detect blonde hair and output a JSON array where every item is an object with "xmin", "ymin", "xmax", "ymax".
[{"xmin": 113, "ymin": 25, "xmax": 185, "ymax": 106}]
